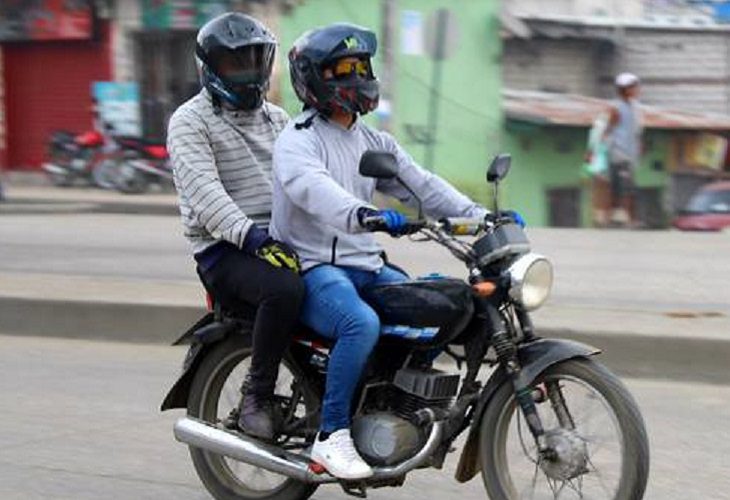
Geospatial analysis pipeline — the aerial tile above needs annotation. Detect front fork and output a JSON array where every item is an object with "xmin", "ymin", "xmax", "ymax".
[{"xmin": 487, "ymin": 304, "xmax": 560, "ymax": 459}]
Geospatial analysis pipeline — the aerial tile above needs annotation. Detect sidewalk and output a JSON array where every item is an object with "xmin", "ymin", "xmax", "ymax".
[{"xmin": 1, "ymin": 184, "xmax": 729, "ymax": 383}]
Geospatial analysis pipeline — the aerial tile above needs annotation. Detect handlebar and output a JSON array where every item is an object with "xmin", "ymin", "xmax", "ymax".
[
  {"xmin": 361, "ymin": 216, "xmax": 427, "ymax": 235},
  {"xmin": 362, "ymin": 216, "xmax": 489, "ymax": 236}
]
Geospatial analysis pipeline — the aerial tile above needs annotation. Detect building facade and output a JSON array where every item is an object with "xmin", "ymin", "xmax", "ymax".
[{"xmin": 0, "ymin": 1, "xmax": 113, "ymax": 170}]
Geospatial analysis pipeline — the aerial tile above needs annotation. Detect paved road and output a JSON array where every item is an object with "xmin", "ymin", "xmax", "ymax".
[
  {"xmin": 1, "ymin": 334, "xmax": 728, "ymax": 500},
  {"xmin": 2, "ymin": 212, "xmax": 729, "ymax": 309},
  {"xmin": 2, "ymin": 212, "xmax": 729, "ymax": 341}
]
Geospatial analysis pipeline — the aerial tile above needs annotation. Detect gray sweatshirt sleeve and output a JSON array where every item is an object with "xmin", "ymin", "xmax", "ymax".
[
  {"xmin": 273, "ymin": 129, "xmax": 367, "ymax": 233},
  {"xmin": 376, "ymin": 132, "xmax": 489, "ymax": 219},
  {"xmin": 167, "ymin": 110, "xmax": 254, "ymax": 248}
]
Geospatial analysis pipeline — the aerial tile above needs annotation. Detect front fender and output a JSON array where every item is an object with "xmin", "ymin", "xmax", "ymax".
[{"xmin": 454, "ymin": 337, "xmax": 600, "ymax": 483}]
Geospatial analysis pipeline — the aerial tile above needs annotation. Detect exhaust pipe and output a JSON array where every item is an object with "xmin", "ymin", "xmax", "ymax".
[
  {"xmin": 174, "ymin": 418, "xmax": 321, "ymax": 482},
  {"xmin": 174, "ymin": 416, "xmax": 444, "ymax": 484},
  {"xmin": 42, "ymin": 163, "xmax": 67, "ymax": 175}
]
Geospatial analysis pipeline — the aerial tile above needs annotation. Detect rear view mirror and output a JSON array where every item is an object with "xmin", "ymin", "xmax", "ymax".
[
  {"xmin": 487, "ymin": 154, "xmax": 511, "ymax": 183},
  {"xmin": 359, "ymin": 150, "xmax": 398, "ymax": 179}
]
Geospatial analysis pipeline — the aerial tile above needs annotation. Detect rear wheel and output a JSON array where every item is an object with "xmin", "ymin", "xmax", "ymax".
[
  {"xmin": 479, "ymin": 359, "xmax": 649, "ymax": 499},
  {"xmin": 187, "ymin": 333, "xmax": 318, "ymax": 500},
  {"xmin": 115, "ymin": 162, "xmax": 149, "ymax": 194}
]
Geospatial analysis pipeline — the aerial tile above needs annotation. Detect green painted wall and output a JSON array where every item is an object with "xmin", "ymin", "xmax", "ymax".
[
  {"xmin": 502, "ymin": 124, "xmax": 670, "ymax": 227},
  {"xmin": 278, "ymin": 0, "xmax": 502, "ymax": 205},
  {"xmin": 277, "ymin": 1, "xmax": 671, "ymax": 227}
]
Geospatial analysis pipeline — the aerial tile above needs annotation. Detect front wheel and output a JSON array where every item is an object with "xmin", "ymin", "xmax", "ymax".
[
  {"xmin": 479, "ymin": 358, "xmax": 649, "ymax": 499},
  {"xmin": 187, "ymin": 333, "xmax": 318, "ymax": 500}
]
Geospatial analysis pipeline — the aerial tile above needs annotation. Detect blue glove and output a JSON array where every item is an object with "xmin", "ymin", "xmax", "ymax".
[
  {"xmin": 358, "ymin": 207, "xmax": 408, "ymax": 235},
  {"xmin": 502, "ymin": 210, "xmax": 526, "ymax": 228}
]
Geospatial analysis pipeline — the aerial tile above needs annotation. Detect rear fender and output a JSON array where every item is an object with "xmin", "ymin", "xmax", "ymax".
[
  {"xmin": 454, "ymin": 338, "xmax": 600, "ymax": 483},
  {"xmin": 160, "ymin": 314, "xmax": 245, "ymax": 411}
]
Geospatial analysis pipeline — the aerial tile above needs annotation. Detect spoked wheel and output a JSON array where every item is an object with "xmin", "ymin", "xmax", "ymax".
[
  {"xmin": 92, "ymin": 158, "xmax": 121, "ymax": 189},
  {"xmin": 480, "ymin": 359, "xmax": 649, "ymax": 499},
  {"xmin": 187, "ymin": 334, "xmax": 319, "ymax": 500},
  {"xmin": 115, "ymin": 162, "xmax": 149, "ymax": 194}
]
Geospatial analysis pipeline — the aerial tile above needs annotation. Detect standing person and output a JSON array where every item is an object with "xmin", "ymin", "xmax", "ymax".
[
  {"xmin": 167, "ymin": 12, "xmax": 303, "ymax": 441},
  {"xmin": 605, "ymin": 72, "xmax": 643, "ymax": 227},
  {"xmin": 584, "ymin": 111, "xmax": 610, "ymax": 227},
  {"xmin": 271, "ymin": 23, "xmax": 522, "ymax": 479}
]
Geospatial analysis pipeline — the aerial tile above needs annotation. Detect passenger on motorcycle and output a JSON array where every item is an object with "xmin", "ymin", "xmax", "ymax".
[
  {"xmin": 167, "ymin": 13, "xmax": 302, "ymax": 441},
  {"xmin": 271, "ymin": 23, "xmax": 494, "ymax": 480}
]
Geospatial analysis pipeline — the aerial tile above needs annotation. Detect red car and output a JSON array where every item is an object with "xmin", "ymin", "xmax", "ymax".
[{"xmin": 673, "ymin": 181, "xmax": 730, "ymax": 231}]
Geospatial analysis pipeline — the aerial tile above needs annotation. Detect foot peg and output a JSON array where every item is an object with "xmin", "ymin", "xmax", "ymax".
[{"xmin": 341, "ymin": 481, "xmax": 368, "ymax": 498}]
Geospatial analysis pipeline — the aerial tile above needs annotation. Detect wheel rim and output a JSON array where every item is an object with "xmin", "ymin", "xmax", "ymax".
[
  {"xmin": 198, "ymin": 348, "xmax": 309, "ymax": 497},
  {"xmin": 492, "ymin": 374, "xmax": 624, "ymax": 499}
]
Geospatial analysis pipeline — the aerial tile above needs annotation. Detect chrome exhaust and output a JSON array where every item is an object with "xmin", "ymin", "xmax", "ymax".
[
  {"xmin": 174, "ymin": 417, "xmax": 444, "ymax": 484},
  {"xmin": 42, "ymin": 162, "xmax": 67, "ymax": 175},
  {"xmin": 174, "ymin": 417, "xmax": 322, "ymax": 483}
]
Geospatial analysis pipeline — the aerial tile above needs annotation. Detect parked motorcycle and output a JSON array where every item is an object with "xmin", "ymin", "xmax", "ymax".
[
  {"xmin": 161, "ymin": 152, "xmax": 649, "ymax": 500},
  {"xmin": 112, "ymin": 136, "xmax": 173, "ymax": 194},
  {"xmin": 43, "ymin": 129, "xmax": 119, "ymax": 188}
]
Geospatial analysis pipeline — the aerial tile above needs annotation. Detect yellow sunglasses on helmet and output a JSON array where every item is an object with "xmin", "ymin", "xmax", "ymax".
[{"xmin": 330, "ymin": 58, "xmax": 371, "ymax": 78}]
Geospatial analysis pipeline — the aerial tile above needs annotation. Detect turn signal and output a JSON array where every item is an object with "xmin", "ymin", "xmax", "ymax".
[{"xmin": 473, "ymin": 281, "xmax": 497, "ymax": 297}]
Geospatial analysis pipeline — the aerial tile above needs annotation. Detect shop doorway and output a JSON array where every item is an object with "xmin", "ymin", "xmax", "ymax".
[{"xmin": 135, "ymin": 30, "xmax": 199, "ymax": 142}]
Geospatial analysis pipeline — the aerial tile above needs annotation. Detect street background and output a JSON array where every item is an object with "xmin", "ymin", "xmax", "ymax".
[
  {"xmin": 3, "ymin": 0, "xmax": 730, "ymax": 499},
  {"xmin": 1, "ymin": 187, "xmax": 730, "ymax": 499}
]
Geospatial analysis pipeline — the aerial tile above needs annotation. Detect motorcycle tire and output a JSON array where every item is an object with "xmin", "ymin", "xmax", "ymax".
[
  {"xmin": 187, "ymin": 333, "xmax": 318, "ymax": 500},
  {"xmin": 92, "ymin": 158, "xmax": 120, "ymax": 190},
  {"xmin": 479, "ymin": 358, "xmax": 649, "ymax": 500},
  {"xmin": 116, "ymin": 166, "xmax": 149, "ymax": 194}
]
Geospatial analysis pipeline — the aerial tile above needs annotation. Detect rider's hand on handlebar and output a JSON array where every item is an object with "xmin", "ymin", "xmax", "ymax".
[
  {"xmin": 357, "ymin": 207, "xmax": 408, "ymax": 236},
  {"xmin": 485, "ymin": 210, "xmax": 527, "ymax": 228},
  {"xmin": 503, "ymin": 210, "xmax": 526, "ymax": 228}
]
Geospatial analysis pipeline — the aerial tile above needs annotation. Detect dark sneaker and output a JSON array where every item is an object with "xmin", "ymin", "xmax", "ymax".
[{"xmin": 238, "ymin": 393, "xmax": 275, "ymax": 441}]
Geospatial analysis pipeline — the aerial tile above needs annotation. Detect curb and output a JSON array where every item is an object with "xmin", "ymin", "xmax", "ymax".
[{"xmin": 2, "ymin": 297, "xmax": 728, "ymax": 384}]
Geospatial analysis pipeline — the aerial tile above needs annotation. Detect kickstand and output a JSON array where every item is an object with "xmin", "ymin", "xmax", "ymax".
[{"xmin": 340, "ymin": 481, "xmax": 368, "ymax": 498}]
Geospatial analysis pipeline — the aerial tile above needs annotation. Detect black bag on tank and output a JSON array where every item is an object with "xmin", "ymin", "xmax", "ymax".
[{"xmin": 362, "ymin": 278, "xmax": 474, "ymax": 345}]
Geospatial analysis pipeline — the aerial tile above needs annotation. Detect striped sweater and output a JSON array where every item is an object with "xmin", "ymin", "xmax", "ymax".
[{"xmin": 167, "ymin": 90, "xmax": 289, "ymax": 255}]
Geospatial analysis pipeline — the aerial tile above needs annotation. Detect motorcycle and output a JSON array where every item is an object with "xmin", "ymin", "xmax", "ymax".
[
  {"xmin": 42, "ymin": 129, "xmax": 119, "ymax": 188},
  {"xmin": 161, "ymin": 152, "xmax": 650, "ymax": 500},
  {"xmin": 112, "ymin": 136, "xmax": 173, "ymax": 194}
]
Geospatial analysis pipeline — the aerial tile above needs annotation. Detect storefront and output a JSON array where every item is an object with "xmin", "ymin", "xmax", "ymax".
[{"xmin": 0, "ymin": 1, "xmax": 111, "ymax": 170}]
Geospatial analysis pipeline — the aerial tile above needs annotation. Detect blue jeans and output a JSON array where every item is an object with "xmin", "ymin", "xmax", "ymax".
[{"xmin": 301, "ymin": 264, "xmax": 407, "ymax": 433}]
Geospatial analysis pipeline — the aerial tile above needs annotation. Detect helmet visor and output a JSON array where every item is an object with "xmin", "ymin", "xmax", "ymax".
[
  {"xmin": 328, "ymin": 57, "xmax": 372, "ymax": 79},
  {"xmin": 210, "ymin": 44, "xmax": 275, "ymax": 85}
]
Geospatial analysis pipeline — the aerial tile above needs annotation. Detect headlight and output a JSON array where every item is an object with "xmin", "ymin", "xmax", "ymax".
[{"xmin": 508, "ymin": 253, "xmax": 553, "ymax": 311}]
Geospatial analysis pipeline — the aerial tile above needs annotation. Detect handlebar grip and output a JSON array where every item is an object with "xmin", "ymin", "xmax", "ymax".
[{"xmin": 441, "ymin": 217, "xmax": 483, "ymax": 236}]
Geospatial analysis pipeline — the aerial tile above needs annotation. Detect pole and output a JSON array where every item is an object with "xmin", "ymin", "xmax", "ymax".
[{"xmin": 424, "ymin": 9, "xmax": 448, "ymax": 172}]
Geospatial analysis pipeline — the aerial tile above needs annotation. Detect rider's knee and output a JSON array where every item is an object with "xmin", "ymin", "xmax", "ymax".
[{"xmin": 343, "ymin": 306, "xmax": 380, "ymax": 348}]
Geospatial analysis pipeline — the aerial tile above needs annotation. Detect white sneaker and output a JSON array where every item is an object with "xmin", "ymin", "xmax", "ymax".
[{"xmin": 310, "ymin": 429, "xmax": 374, "ymax": 480}]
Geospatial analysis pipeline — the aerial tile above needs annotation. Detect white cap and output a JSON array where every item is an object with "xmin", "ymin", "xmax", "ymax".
[{"xmin": 615, "ymin": 72, "xmax": 640, "ymax": 88}]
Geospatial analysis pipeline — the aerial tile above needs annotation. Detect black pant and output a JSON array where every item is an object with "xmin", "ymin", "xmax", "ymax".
[
  {"xmin": 198, "ymin": 246, "xmax": 305, "ymax": 398},
  {"xmin": 609, "ymin": 161, "xmax": 635, "ymax": 205}
]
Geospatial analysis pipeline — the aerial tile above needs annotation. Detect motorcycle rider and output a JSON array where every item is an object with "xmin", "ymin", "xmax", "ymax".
[
  {"xmin": 271, "ymin": 23, "xmax": 521, "ymax": 479},
  {"xmin": 167, "ymin": 12, "xmax": 302, "ymax": 441}
]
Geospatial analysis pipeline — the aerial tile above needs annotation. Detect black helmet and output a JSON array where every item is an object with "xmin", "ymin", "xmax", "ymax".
[
  {"xmin": 288, "ymin": 23, "xmax": 379, "ymax": 115},
  {"xmin": 195, "ymin": 13, "xmax": 277, "ymax": 110}
]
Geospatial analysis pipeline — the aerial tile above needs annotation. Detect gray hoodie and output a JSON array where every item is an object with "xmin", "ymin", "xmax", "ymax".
[{"xmin": 270, "ymin": 110, "xmax": 487, "ymax": 272}]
